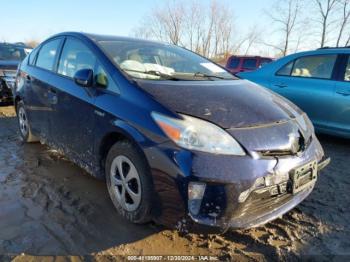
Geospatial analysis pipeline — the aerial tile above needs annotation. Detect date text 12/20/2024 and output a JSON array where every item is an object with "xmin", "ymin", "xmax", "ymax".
[{"xmin": 127, "ymin": 255, "xmax": 219, "ymax": 261}]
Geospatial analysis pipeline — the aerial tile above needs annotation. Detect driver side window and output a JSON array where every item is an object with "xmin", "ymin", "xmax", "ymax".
[
  {"xmin": 57, "ymin": 38, "xmax": 118, "ymax": 92},
  {"xmin": 58, "ymin": 38, "xmax": 96, "ymax": 78}
]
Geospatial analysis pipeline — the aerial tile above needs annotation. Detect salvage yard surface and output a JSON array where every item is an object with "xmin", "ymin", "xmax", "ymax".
[{"xmin": 0, "ymin": 105, "xmax": 349, "ymax": 261}]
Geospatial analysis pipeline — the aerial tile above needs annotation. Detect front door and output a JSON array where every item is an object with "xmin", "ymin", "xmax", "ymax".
[{"xmin": 49, "ymin": 37, "xmax": 97, "ymax": 163}]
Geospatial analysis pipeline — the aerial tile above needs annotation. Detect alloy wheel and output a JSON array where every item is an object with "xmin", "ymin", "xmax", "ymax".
[
  {"xmin": 18, "ymin": 107, "xmax": 29, "ymax": 137},
  {"xmin": 110, "ymin": 155, "xmax": 142, "ymax": 212}
]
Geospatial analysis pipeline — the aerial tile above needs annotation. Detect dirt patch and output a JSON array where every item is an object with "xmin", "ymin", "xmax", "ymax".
[
  {"xmin": 0, "ymin": 106, "xmax": 16, "ymax": 118},
  {"xmin": 0, "ymin": 105, "xmax": 349, "ymax": 261}
]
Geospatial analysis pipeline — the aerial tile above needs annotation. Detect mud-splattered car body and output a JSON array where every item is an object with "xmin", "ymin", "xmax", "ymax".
[{"xmin": 14, "ymin": 32, "xmax": 329, "ymax": 232}]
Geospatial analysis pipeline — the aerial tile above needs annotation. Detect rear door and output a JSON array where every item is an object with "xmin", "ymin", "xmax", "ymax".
[
  {"xmin": 334, "ymin": 54, "xmax": 350, "ymax": 134},
  {"xmin": 270, "ymin": 54, "xmax": 338, "ymax": 129},
  {"xmin": 24, "ymin": 38, "xmax": 63, "ymax": 139}
]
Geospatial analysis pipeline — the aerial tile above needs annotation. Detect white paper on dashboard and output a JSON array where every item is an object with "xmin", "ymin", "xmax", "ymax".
[{"xmin": 200, "ymin": 63, "xmax": 226, "ymax": 73}]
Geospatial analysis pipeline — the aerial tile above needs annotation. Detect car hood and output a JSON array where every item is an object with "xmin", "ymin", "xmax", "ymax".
[
  {"xmin": 137, "ymin": 79, "xmax": 301, "ymax": 129},
  {"xmin": 0, "ymin": 60, "xmax": 19, "ymax": 70}
]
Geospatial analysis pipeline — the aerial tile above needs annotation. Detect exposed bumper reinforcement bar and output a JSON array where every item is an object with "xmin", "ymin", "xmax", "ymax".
[{"xmin": 318, "ymin": 157, "xmax": 331, "ymax": 171}]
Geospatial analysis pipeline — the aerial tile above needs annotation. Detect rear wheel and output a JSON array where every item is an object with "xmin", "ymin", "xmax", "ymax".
[
  {"xmin": 17, "ymin": 101, "xmax": 38, "ymax": 142},
  {"xmin": 106, "ymin": 140, "xmax": 154, "ymax": 224}
]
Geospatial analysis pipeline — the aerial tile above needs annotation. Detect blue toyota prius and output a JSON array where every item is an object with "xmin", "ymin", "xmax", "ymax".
[
  {"xmin": 14, "ymin": 32, "xmax": 329, "ymax": 233},
  {"xmin": 239, "ymin": 48, "xmax": 350, "ymax": 139}
]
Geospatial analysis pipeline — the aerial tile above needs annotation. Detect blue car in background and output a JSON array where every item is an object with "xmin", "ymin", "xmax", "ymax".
[{"xmin": 239, "ymin": 48, "xmax": 350, "ymax": 139}]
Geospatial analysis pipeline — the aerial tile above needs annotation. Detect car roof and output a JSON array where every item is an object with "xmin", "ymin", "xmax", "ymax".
[
  {"xmin": 287, "ymin": 47, "xmax": 350, "ymax": 57},
  {"xmin": 51, "ymin": 32, "xmax": 168, "ymax": 46}
]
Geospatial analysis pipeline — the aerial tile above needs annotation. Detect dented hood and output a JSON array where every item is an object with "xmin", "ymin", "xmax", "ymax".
[{"xmin": 137, "ymin": 79, "xmax": 301, "ymax": 129}]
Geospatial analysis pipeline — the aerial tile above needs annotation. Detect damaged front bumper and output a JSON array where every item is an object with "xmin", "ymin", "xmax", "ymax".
[
  {"xmin": 188, "ymin": 136, "xmax": 329, "ymax": 231},
  {"xmin": 145, "ymin": 114, "xmax": 329, "ymax": 232}
]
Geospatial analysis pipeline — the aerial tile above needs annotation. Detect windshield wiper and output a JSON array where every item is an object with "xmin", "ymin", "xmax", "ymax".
[
  {"xmin": 193, "ymin": 72, "xmax": 232, "ymax": 80},
  {"xmin": 123, "ymin": 69, "xmax": 181, "ymax": 80}
]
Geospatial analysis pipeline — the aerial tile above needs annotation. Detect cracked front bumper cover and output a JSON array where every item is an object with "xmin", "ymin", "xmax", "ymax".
[{"xmin": 189, "ymin": 136, "xmax": 328, "ymax": 230}]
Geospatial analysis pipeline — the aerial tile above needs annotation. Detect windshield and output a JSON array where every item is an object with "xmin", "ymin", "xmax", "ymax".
[
  {"xmin": 98, "ymin": 40, "xmax": 235, "ymax": 81},
  {"xmin": 0, "ymin": 44, "xmax": 29, "ymax": 61}
]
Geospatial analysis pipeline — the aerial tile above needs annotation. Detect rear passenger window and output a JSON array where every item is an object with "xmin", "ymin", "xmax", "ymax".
[
  {"xmin": 35, "ymin": 39, "xmax": 61, "ymax": 71},
  {"xmin": 242, "ymin": 59, "xmax": 257, "ymax": 69},
  {"xmin": 58, "ymin": 38, "xmax": 96, "ymax": 78},
  {"xmin": 291, "ymin": 55, "xmax": 337, "ymax": 79},
  {"xmin": 277, "ymin": 61, "xmax": 294, "ymax": 76},
  {"xmin": 343, "ymin": 57, "xmax": 350, "ymax": 81}
]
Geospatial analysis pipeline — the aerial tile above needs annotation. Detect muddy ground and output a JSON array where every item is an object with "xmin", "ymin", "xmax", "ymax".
[{"xmin": 0, "ymin": 105, "xmax": 349, "ymax": 261}]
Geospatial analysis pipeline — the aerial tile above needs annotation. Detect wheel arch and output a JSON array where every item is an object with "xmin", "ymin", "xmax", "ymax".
[{"xmin": 97, "ymin": 121, "xmax": 150, "ymax": 177}]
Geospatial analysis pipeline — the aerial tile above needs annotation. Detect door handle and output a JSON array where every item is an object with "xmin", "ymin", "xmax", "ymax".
[
  {"xmin": 274, "ymin": 83, "xmax": 288, "ymax": 88},
  {"xmin": 336, "ymin": 91, "xmax": 350, "ymax": 96}
]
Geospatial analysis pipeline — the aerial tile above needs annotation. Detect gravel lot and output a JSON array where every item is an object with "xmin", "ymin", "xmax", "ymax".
[{"xmin": 0, "ymin": 105, "xmax": 349, "ymax": 261}]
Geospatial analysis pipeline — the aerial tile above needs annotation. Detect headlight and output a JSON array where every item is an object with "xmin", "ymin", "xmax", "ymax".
[{"xmin": 151, "ymin": 112, "xmax": 245, "ymax": 156}]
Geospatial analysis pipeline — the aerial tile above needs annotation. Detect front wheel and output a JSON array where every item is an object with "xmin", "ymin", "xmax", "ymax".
[
  {"xmin": 16, "ymin": 101, "xmax": 38, "ymax": 143},
  {"xmin": 105, "ymin": 140, "xmax": 154, "ymax": 224}
]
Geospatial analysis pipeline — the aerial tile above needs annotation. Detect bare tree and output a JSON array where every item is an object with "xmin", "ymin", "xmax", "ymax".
[
  {"xmin": 314, "ymin": 0, "xmax": 339, "ymax": 47},
  {"xmin": 336, "ymin": 0, "xmax": 350, "ymax": 46},
  {"xmin": 200, "ymin": 1, "xmax": 217, "ymax": 57},
  {"xmin": 154, "ymin": 1, "xmax": 185, "ymax": 45},
  {"xmin": 243, "ymin": 27, "xmax": 262, "ymax": 55},
  {"xmin": 216, "ymin": 3, "xmax": 235, "ymax": 57},
  {"xmin": 132, "ymin": 0, "xmax": 237, "ymax": 58},
  {"xmin": 346, "ymin": 34, "xmax": 350, "ymax": 45},
  {"xmin": 132, "ymin": 1, "xmax": 186, "ymax": 45},
  {"xmin": 184, "ymin": 1, "xmax": 205, "ymax": 52},
  {"xmin": 266, "ymin": 0, "xmax": 301, "ymax": 56}
]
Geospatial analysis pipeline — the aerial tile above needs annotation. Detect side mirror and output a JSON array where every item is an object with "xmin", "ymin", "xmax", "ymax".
[{"xmin": 74, "ymin": 69, "xmax": 93, "ymax": 87}]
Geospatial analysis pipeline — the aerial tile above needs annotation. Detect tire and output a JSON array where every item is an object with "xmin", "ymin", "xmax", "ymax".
[
  {"xmin": 105, "ymin": 140, "xmax": 154, "ymax": 224},
  {"xmin": 16, "ymin": 101, "xmax": 38, "ymax": 143}
]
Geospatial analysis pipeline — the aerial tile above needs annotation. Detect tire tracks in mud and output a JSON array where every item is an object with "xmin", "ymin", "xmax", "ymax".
[{"xmin": 0, "ymin": 106, "xmax": 349, "ymax": 260}]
